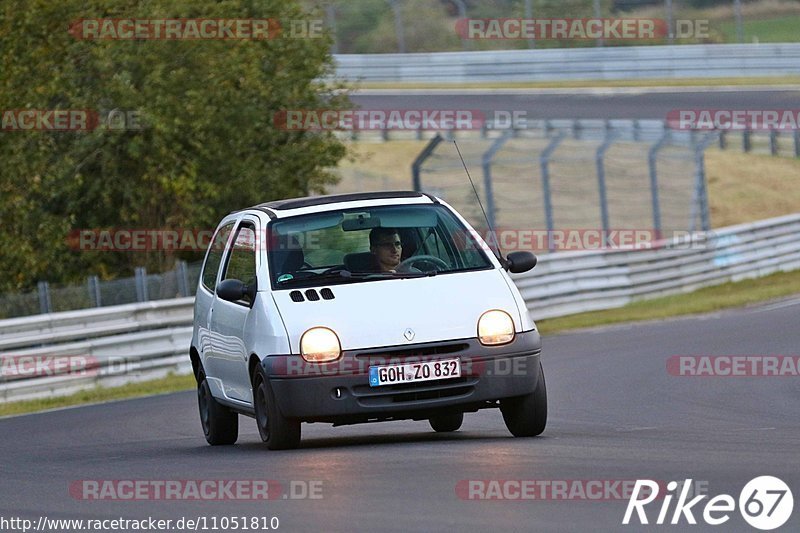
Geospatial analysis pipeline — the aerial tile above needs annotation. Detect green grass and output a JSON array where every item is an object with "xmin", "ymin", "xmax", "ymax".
[
  {"xmin": 355, "ymin": 76, "xmax": 800, "ymax": 90},
  {"xmin": 719, "ymin": 16, "xmax": 800, "ymax": 43},
  {"xmin": 537, "ymin": 268, "xmax": 800, "ymax": 335},
  {"xmin": 0, "ymin": 372, "xmax": 195, "ymax": 418}
]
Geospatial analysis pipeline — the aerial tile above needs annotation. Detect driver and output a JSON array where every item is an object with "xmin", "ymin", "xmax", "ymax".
[{"xmin": 369, "ymin": 227, "xmax": 403, "ymax": 272}]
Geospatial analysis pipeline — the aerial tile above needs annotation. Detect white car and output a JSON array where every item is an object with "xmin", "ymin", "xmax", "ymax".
[{"xmin": 190, "ymin": 191, "xmax": 546, "ymax": 449}]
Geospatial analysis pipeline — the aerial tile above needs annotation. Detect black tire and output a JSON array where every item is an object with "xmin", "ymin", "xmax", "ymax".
[
  {"xmin": 253, "ymin": 366, "xmax": 301, "ymax": 450},
  {"xmin": 197, "ymin": 376, "xmax": 239, "ymax": 445},
  {"xmin": 429, "ymin": 412, "xmax": 464, "ymax": 432},
  {"xmin": 500, "ymin": 362, "xmax": 547, "ymax": 437}
]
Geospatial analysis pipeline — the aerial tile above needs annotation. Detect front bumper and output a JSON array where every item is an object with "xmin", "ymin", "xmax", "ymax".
[{"xmin": 262, "ymin": 329, "xmax": 542, "ymax": 424}]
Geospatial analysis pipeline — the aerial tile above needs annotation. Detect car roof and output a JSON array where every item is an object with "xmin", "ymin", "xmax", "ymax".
[{"xmin": 234, "ymin": 191, "xmax": 439, "ymax": 218}]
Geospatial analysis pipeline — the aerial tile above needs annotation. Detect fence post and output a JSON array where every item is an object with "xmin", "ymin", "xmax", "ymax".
[
  {"xmin": 596, "ymin": 131, "xmax": 616, "ymax": 234},
  {"xmin": 648, "ymin": 130, "xmax": 670, "ymax": 239},
  {"xmin": 769, "ymin": 130, "xmax": 778, "ymax": 156},
  {"xmin": 411, "ymin": 133, "xmax": 443, "ymax": 191},
  {"xmin": 743, "ymin": 129, "xmax": 751, "ymax": 152},
  {"xmin": 87, "ymin": 275, "xmax": 101, "ymax": 307},
  {"xmin": 691, "ymin": 132, "xmax": 718, "ymax": 233},
  {"xmin": 135, "ymin": 267, "xmax": 149, "ymax": 302},
  {"xmin": 718, "ymin": 130, "xmax": 726, "ymax": 150},
  {"xmin": 481, "ymin": 131, "xmax": 512, "ymax": 231},
  {"xmin": 37, "ymin": 281, "xmax": 52, "ymax": 314},
  {"xmin": 794, "ymin": 130, "xmax": 800, "ymax": 158},
  {"xmin": 540, "ymin": 133, "xmax": 566, "ymax": 252},
  {"xmin": 176, "ymin": 261, "xmax": 190, "ymax": 297}
]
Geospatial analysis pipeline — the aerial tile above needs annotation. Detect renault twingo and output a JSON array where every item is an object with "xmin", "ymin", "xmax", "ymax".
[{"xmin": 190, "ymin": 191, "xmax": 545, "ymax": 449}]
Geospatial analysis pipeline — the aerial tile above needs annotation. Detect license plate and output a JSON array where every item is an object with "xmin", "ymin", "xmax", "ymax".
[{"xmin": 368, "ymin": 358, "xmax": 461, "ymax": 387}]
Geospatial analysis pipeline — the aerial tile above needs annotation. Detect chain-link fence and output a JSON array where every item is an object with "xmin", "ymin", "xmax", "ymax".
[
  {"xmin": 413, "ymin": 120, "xmax": 707, "ymax": 248},
  {"xmin": 316, "ymin": 0, "xmax": 795, "ymax": 54},
  {"xmin": 0, "ymin": 261, "xmax": 203, "ymax": 320}
]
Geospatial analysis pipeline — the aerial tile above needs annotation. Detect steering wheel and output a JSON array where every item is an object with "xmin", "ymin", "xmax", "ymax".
[{"xmin": 397, "ymin": 254, "xmax": 449, "ymax": 272}]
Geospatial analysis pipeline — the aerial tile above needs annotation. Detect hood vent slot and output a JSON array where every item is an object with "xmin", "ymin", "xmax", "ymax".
[
  {"xmin": 289, "ymin": 290, "xmax": 304, "ymax": 302},
  {"xmin": 320, "ymin": 288, "xmax": 335, "ymax": 300},
  {"xmin": 305, "ymin": 289, "xmax": 320, "ymax": 301}
]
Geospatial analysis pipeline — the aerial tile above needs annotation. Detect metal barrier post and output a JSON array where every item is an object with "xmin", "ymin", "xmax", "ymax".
[
  {"xmin": 481, "ymin": 131, "xmax": 512, "ymax": 231},
  {"xmin": 596, "ymin": 131, "xmax": 616, "ymax": 234},
  {"xmin": 743, "ymin": 129, "xmax": 751, "ymax": 152},
  {"xmin": 540, "ymin": 133, "xmax": 566, "ymax": 252},
  {"xmin": 691, "ymin": 132, "xmax": 718, "ymax": 233},
  {"xmin": 135, "ymin": 267, "xmax": 149, "ymax": 302},
  {"xmin": 648, "ymin": 130, "xmax": 670, "ymax": 239},
  {"xmin": 769, "ymin": 130, "xmax": 778, "ymax": 156},
  {"xmin": 87, "ymin": 275, "xmax": 101, "ymax": 307},
  {"xmin": 411, "ymin": 133, "xmax": 443, "ymax": 191},
  {"xmin": 176, "ymin": 261, "xmax": 190, "ymax": 298},
  {"xmin": 37, "ymin": 281, "xmax": 51, "ymax": 314},
  {"xmin": 794, "ymin": 130, "xmax": 800, "ymax": 158}
]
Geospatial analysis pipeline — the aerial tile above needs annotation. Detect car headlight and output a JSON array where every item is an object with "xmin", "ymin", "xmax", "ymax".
[
  {"xmin": 300, "ymin": 327, "xmax": 341, "ymax": 362},
  {"xmin": 478, "ymin": 310, "xmax": 515, "ymax": 346}
]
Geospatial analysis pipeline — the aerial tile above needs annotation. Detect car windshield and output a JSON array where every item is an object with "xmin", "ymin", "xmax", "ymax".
[{"xmin": 267, "ymin": 204, "xmax": 493, "ymax": 288}]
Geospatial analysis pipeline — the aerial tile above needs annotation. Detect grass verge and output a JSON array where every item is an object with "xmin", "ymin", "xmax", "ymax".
[
  {"xmin": 537, "ymin": 268, "xmax": 800, "ymax": 335},
  {"xmin": 0, "ymin": 373, "xmax": 195, "ymax": 418}
]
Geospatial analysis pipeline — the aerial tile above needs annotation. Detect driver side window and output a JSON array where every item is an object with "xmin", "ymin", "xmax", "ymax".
[{"xmin": 223, "ymin": 223, "xmax": 257, "ymax": 304}]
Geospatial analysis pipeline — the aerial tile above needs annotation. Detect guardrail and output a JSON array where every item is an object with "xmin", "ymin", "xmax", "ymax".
[
  {"xmin": 334, "ymin": 44, "xmax": 800, "ymax": 83},
  {"xmin": 1, "ymin": 212, "xmax": 799, "ymax": 402},
  {"xmin": 512, "ymin": 213, "xmax": 800, "ymax": 319}
]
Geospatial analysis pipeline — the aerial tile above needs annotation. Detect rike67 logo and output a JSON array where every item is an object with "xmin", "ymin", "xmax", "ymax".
[{"xmin": 623, "ymin": 476, "xmax": 793, "ymax": 530}]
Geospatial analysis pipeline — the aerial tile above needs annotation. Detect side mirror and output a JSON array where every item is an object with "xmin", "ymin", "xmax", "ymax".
[
  {"xmin": 504, "ymin": 251, "xmax": 537, "ymax": 273},
  {"xmin": 216, "ymin": 279, "xmax": 256, "ymax": 304}
]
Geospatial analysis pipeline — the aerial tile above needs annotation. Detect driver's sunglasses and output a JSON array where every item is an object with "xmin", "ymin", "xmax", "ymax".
[{"xmin": 377, "ymin": 240, "xmax": 402, "ymax": 249}]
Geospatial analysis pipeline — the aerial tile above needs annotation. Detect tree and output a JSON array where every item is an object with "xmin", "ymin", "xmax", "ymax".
[{"xmin": 0, "ymin": 0, "xmax": 349, "ymax": 292}]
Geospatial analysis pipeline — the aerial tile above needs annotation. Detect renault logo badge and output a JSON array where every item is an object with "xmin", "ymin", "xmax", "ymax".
[{"xmin": 403, "ymin": 328, "xmax": 415, "ymax": 341}]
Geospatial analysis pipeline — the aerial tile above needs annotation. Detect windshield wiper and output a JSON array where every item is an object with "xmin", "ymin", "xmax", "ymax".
[{"xmin": 277, "ymin": 269, "xmax": 436, "ymax": 286}]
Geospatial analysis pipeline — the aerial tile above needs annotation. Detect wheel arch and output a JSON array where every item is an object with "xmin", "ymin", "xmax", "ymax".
[{"xmin": 190, "ymin": 346, "xmax": 203, "ymax": 383}]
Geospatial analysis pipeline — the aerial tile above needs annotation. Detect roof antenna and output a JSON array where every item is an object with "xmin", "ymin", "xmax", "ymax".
[{"xmin": 453, "ymin": 140, "xmax": 506, "ymax": 267}]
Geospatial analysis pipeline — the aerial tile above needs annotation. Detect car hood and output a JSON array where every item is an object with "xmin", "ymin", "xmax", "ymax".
[{"xmin": 272, "ymin": 269, "xmax": 523, "ymax": 353}]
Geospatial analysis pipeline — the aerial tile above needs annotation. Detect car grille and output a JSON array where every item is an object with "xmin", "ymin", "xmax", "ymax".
[
  {"xmin": 351, "ymin": 376, "xmax": 478, "ymax": 407},
  {"xmin": 354, "ymin": 342, "xmax": 469, "ymax": 363}
]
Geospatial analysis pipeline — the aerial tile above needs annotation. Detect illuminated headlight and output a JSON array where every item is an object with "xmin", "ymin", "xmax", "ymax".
[
  {"xmin": 300, "ymin": 327, "xmax": 341, "ymax": 362},
  {"xmin": 478, "ymin": 310, "xmax": 515, "ymax": 346}
]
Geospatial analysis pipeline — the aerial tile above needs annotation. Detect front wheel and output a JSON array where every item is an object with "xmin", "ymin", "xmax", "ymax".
[
  {"xmin": 500, "ymin": 362, "xmax": 547, "ymax": 437},
  {"xmin": 429, "ymin": 412, "xmax": 464, "ymax": 432},
  {"xmin": 253, "ymin": 366, "xmax": 301, "ymax": 450},
  {"xmin": 197, "ymin": 376, "xmax": 239, "ymax": 445}
]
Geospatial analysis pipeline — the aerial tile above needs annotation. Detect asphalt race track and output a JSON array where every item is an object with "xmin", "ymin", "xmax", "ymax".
[
  {"xmin": 352, "ymin": 88, "xmax": 800, "ymax": 120},
  {"xmin": 2, "ymin": 298, "xmax": 798, "ymax": 532}
]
